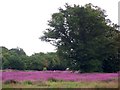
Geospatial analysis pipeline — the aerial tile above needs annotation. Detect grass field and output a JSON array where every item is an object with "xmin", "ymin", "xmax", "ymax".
[
  {"xmin": 2, "ymin": 79, "xmax": 118, "ymax": 88},
  {"xmin": 2, "ymin": 80, "xmax": 118, "ymax": 88}
]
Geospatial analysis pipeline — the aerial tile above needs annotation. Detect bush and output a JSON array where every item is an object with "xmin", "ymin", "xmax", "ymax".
[
  {"xmin": 23, "ymin": 80, "xmax": 33, "ymax": 85},
  {"xmin": 48, "ymin": 78, "xmax": 63, "ymax": 82},
  {"xmin": 4, "ymin": 80, "xmax": 19, "ymax": 84},
  {"xmin": 48, "ymin": 78, "xmax": 58, "ymax": 82}
]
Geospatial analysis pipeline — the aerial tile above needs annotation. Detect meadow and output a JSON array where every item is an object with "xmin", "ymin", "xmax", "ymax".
[{"xmin": 1, "ymin": 70, "xmax": 119, "ymax": 88}]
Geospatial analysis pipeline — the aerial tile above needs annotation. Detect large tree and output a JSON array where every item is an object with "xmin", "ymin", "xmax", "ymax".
[{"xmin": 40, "ymin": 3, "xmax": 120, "ymax": 72}]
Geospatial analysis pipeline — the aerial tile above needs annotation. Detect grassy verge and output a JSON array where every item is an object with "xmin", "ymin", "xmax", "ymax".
[{"xmin": 2, "ymin": 78, "xmax": 118, "ymax": 88}]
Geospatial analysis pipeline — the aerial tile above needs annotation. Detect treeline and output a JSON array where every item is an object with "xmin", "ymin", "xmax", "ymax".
[
  {"xmin": 1, "ymin": 46, "xmax": 119, "ymax": 73},
  {"xmin": 1, "ymin": 47, "xmax": 66, "ymax": 71}
]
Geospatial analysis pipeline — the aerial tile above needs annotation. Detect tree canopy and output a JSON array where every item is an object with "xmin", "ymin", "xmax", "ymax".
[{"xmin": 40, "ymin": 3, "xmax": 120, "ymax": 72}]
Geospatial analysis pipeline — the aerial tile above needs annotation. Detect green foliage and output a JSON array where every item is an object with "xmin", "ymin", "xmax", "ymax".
[
  {"xmin": 4, "ymin": 80, "xmax": 19, "ymax": 84},
  {"xmin": 4, "ymin": 55, "xmax": 25, "ymax": 70},
  {"xmin": 23, "ymin": 81, "xmax": 33, "ymax": 85},
  {"xmin": 43, "ymin": 67, "xmax": 47, "ymax": 71},
  {"xmin": 48, "ymin": 78, "xmax": 58, "ymax": 82},
  {"xmin": 40, "ymin": 3, "xmax": 120, "ymax": 72},
  {"xmin": 1, "ymin": 46, "xmax": 65, "ymax": 70},
  {"xmin": 2, "ymin": 47, "xmax": 26, "ymax": 70},
  {"xmin": 10, "ymin": 47, "xmax": 26, "ymax": 56}
]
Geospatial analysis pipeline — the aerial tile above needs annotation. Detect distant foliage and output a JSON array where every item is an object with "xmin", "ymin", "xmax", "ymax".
[
  {"xmin": 2, "ymin": 47, "xmax": 26, "ymax": 70},
  {"xmin": 1, "ymin": 47, "xmax": 65, "ymax": 70}
]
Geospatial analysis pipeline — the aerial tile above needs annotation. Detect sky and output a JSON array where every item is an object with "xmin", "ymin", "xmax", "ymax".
[{"xmin": 0, "ymin": 0, "xmax": 119, "ymax": 56}]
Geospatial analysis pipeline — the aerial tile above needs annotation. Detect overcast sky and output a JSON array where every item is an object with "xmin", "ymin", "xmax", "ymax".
[{"xmin": 0, "ymin": 0, "xmax": 119, "ymax": 56}]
